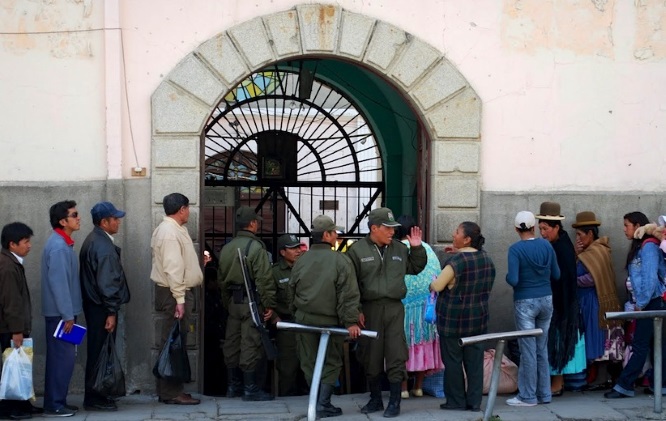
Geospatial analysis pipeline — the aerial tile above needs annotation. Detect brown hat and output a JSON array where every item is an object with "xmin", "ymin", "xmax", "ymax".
[
  {"xmin": 572, "ymin": 211, "xmax": 601, "ymax": 228},
  {"xmin": 536, "ymin": 202, "xmax": 565, "ymax": 221},
  {"xmin": 236, "ymin": 206, "xmax": 262, "ymax": 225}
]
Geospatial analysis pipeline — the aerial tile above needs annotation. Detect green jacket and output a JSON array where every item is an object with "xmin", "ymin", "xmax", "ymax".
[
  {"xmin": 271, "ymin": 259, "xmax": 293, "ymax": 319},
  {"xmin": 346, "ymin": 236, "xmax": 427, "ymax": 303},
  {"xmin": 217, "ymin": 230, "xmax": 276, "ymax": 309},
  {"xmin": 289, "ymin": 244, "xmax": 360, "ymax": 328}
]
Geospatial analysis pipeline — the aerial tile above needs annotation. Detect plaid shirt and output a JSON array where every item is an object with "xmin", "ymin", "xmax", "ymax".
[{"xmin": 436, "ymin": 250, "xmax": 495, "ymax": 338}]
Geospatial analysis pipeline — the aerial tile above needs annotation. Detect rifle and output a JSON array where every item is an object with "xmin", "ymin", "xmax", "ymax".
[{"xmin": 237, "ymin": 248, "xmax": 278, "ymax": 360}]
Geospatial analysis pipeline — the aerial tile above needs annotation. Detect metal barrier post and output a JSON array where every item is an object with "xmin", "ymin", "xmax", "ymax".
[
  {"xmin": 607, "ymin": 310, "xmax": 666, "ymax": 414},
  {"xmin": 276, "ymin": 321, "xmax": 378, "ymax": 421},
  {"xmin": 460, "ymin": 328, "xmax": 543, "ymax": 421}
]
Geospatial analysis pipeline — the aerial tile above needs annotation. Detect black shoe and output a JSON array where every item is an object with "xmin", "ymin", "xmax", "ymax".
[
  {"xmin": 8, "ymin": 411, "xmax": 31, "ymax": 420},
  {"xmin": 63, "ymin": 405, "xmax": 78, "ymax": 412},
  {"xmin": 83, "ymin": 400, "xmax": 118, "ymax": 412},
  {"xmin": 360, "ymin": 398, "xmax": 383, "ymax": 414},
  {"xmin": 43, "ymin": 407, "xmax": 76, "ymax": 417},
  {"xmin": 604, "ymin": 390, "xmax": 629, "ymax": 399},
  {"xmin": 440, "ymin": 402, "xmax": 465, "ymax": 410},
  {"xmin": 466, "ymin": 405, "xmax": 481, "ymax": 411}
]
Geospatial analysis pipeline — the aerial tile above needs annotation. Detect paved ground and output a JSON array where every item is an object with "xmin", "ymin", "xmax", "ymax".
[{"xmin": 29, "ymin": 389, "xmax": 666, "ymax": 420}]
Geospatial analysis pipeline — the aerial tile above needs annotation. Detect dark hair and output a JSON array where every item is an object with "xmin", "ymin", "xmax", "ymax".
[
  {"xmin": 624, "ymin": 211, "xmax": 651, "ymax": 268},
  {"xmin": 49, "ymin": 200, "xmax": 77, "ymax": 229},
  {"xmin": 311, "ymin": 231, "xmax": 324, "ymax": 244},
  {"xmin": 1, "ymin": 222, "xmax": 33, "ymax": 249},
  {"xmin": 516, "ymin": 225, "xmax": 533, "ymax": 233},
  {"xmin": 539, "ymin": 219, "xmax": 562, "ymax": 230},
  {"xmin": 163, "ymin": 193, "xmax": 189, "ymax": 216},
  {"xmin": 393, "ymin": 215, "xmax": 416, "ymax": 240},
  {"xmin": 575, "ymin": 226, "xmax": 599, "ymax": 241},
  {"xmin": 460, "ymin": 221, "xmax": 485, "ymax": 250}
]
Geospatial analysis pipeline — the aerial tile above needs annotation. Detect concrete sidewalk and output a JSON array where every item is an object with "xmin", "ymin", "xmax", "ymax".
[{"xmin": 30, "ymin": 389, "xmax": 666, "ymax": 421}]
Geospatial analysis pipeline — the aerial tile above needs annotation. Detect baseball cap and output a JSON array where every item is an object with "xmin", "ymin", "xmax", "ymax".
[
  {"xmin": 236, "ymin": 206, "xmax": 262, "ymax": 225},
  {"xmin": 277, "ymin": 234, "xmax": 301, "ymax": 250},
  {"xmin": 368, "ymin": 207, "xmax": 401, "ymax": 227},
  {"xmin": 91, "ymin": 202, "xmax": 126, "ymax": 222},
  {"xmin": 515, "ymin": 211, "xmax": 536, "ymax": 229},
  {"xmin": 312, "ymin": 215, "xmax": 344, "ymax": 233}
]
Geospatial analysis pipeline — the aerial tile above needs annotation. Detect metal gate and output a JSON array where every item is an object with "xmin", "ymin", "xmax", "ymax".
[{"xmin": 202, "ymin": 64, "xmax": 384, "ymax": 258}]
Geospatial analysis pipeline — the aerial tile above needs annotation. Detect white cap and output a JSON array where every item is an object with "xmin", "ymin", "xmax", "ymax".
[
  {"xmin": 515, "ymin": 211, "xmax": 536, "ymax": 229},
  {"xmin": 659, "ymin": 215, "xmax": 666, "ymax": 227}
]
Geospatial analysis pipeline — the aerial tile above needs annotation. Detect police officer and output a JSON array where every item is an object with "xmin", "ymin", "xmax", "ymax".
[
  {"xmin": 346, "ymin": 208, "xmax": 426, "ymax": 418},
  {"xmin": 271, "ymin": 234, "xmax": 305, "ymax": 396},
  {"xmin": 289, "ymin": 215, "xmax": 361, "ymax": 418},
  {"xmin": 217, "ymin": 206, "xmax": 276, "ymax": 401}
]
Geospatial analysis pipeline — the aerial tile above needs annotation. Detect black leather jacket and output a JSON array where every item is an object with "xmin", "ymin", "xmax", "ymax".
[{"xmin": 79, "ymin": 226, "xmax": 130, "ymax": 314}]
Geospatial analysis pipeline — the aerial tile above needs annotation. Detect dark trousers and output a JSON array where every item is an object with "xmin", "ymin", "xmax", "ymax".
[
  {"xmin": 615, "ymin": 297, "xmax": 666, "ymax": 395},
  {"xmin": 276, "ymin": 329, "xmax": 303, "ymax": 396},
  {"xmin": 359, "ymin": 300, "xmax": 408, "ymax": 383},
  {"xmin": 155, "ymin": 286, "xmax": 192, "ymax": 400},
  {"xmin": 0, "ymin": 332, "xmax": 32, "ymax": 416},
  {"xmin": 294, "ymin": 312, "xmax": 344, "ymax": 387},
  {"xmin": 83, "ymin": 300, "xmax": 115, "ymax": 403},
  {"xmin": 440, "ymin": 336, "xmax": 484, "ymax": 409},
  {"xmin": 44, "ymin": 316, "xmax": 76, "ymax": 411},
  {"xmin": 223, "ymin": 298, "xmax": 263, "ymax": 371}
]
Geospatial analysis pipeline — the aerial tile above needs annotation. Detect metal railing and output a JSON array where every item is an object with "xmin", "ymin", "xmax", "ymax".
[
  {"xmin": 459, "ymin": 328, "xmax": 543, "ymax": 421},
  {"xmin": 276, "ymin": 321, "xmax": 378, "ymax": 421},
  {"xmin": 606, "ymin": 310, "xmax": 666, "ymax": 414}
]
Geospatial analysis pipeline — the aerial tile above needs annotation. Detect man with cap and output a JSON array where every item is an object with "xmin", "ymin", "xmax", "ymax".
[
  {"xmin": 289, "ymin": 215, "xmax": 361, "ymax": 418},
  {"xmin": 271, "ymin": 233, "xmax": 305, "ymax": 396},
  {"xmin": 217, "ymin": 206, "xmax": 276, "ymax": 401},
  {"xmin": 80, "ymin": 202, "xmax": 131, "ymax": 411},
  {"xmin": 150, "ymin": 193, "xmax": 203, "ymax": 405},
  {"xmin": 346, "ymin": 207, "xmax": 426, "ymax": 418}
]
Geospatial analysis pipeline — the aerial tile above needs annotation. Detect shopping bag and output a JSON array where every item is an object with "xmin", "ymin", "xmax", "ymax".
[
  {"xmin": 153, "ymin": 320, "xmax": 191, "ymax": 383},
  {"xmin": 482, "ymin": 349, "xmax": 518, "ymax": 394},
  {"xmin": 0, "ymin": 347, "xmax": 33, "ymax": 400},
  {"xmin": 91, "ymin": 333, "xmax": 126, "ymax": 397},
  {"xmin": 424, "ymin": 291, "xmax": 437, "ymax": 324}
]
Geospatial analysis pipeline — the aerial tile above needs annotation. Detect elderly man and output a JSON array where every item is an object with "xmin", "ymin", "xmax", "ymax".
[
  {"xmin": 80, "ymin": 202, "xmax": 131, "ymax": 411},
  {"xmin": 151, "ymin": 193, "xmax": 203, "ymax": 405},
  {"xmin": 346, "ymin": 207, "xmax": 426, "ymax": 418}
]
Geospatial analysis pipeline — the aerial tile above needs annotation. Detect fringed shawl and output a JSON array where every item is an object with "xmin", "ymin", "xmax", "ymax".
[
  {"xmin": 548, "ymin": 230, "xmax": 581, "ymax": 372},
  {"xmin": 577, "ymin": 236, "xmax": 622, "ymax": 329}
]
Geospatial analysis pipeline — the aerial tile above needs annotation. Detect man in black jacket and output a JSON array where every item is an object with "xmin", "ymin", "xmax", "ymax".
[{"xmin": 80, "ymin": 202, "xmax": 131, "ymax": 411}]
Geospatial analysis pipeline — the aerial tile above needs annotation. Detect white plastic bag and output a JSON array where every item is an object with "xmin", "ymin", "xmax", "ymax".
[{"xmin": 0, "ymin": 347, "xmax": 33, "ymax": 400}]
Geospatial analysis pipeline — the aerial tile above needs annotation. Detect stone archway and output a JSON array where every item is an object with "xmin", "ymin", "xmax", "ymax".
[{"xmin": 150, "ymin": 3, "xmax": 482, "ymax": 247}]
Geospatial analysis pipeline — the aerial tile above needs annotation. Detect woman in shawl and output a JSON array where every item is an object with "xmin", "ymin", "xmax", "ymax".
[
  {"xmin": 536, "ymin": 202, "xmax": 586, "ymax": 395},
  {"xmin": 572, "ymin": 211, "xmax": 622, "ymax": 389}
]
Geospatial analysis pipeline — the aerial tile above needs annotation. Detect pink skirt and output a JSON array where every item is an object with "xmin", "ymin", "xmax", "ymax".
[{"xmin": 406, "ymin": 339, "xmax": 445, "ymax": 373}]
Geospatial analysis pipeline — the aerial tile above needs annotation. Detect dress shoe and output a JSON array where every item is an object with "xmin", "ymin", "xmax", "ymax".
[
  {"xmin": 8, "ymin": 410, "xmax": 32, "ymax": 420},
  {"xmin": 160, "ymin": 393, "xmax": 200, "ymax": 405},
  {"xmin": 604, "ymin": 390, "xmax": 629, "ymax": 399},
  {"xmin": 83, "ymin": 400, "xmax": 117, "ymax": 412},
  {"xmin": 466, "ymin": 405, "xmax": 480, "ymax": 411}
]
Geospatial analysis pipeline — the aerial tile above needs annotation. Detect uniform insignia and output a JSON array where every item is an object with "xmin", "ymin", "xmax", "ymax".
[{"xmin": 360, "ymin": 256, "xmax": 374, "ymax": 263}]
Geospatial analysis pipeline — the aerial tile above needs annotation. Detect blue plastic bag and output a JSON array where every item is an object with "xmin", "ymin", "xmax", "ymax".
[{"xmin": 424, "ymin": 291, "xmax": 437, "ymax": 324}]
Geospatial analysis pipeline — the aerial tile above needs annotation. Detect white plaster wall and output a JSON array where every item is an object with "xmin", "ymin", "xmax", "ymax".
[{"xmin": 2, "ymin": 0, "xmax": 666, "ymax": 189}]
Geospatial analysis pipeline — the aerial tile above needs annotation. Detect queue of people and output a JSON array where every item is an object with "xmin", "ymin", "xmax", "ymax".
[{"xmin": 2, "ymin": 197, "xmax": 666, "ymax": 419}]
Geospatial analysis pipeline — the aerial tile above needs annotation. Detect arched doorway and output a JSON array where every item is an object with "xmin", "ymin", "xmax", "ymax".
[{"xmin": 150, "ymin": 4, "xmax": 482, "ymax": 393}]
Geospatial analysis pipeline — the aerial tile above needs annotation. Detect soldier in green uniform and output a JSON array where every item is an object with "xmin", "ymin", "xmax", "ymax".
[
  {"xmin": 346, "ymin": 208, "xmax": 426, "ymax": 418},
  {"xmin": 289, "ymin": 215, "xmax": 361, "ymax": 418},
  {"xmin": 271, "ymin": 233, "xmax": 304, "ymax": 396},
  {"xmin": 217, "ymin": 206, "xmax": 276, "ymax": 401}
]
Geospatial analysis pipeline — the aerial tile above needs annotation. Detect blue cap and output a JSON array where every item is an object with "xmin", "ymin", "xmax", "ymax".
[{"xmin": 91, "ymin": 202, "xmax": 126, "ymax": 223}]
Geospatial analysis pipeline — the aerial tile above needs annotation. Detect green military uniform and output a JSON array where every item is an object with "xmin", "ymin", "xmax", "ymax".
[
  {"xmin": 218, "ymin": 230, "xmax": 276, "ymax": 371},
  {"xmin": 271, "ymin": 259, "xmax": 302, "ymax": 396},
  {"xmin": 289, "ymin": 243, "xmax": 360, "ymax": 386},
  {"xmin": 346, "ymin": 236, "xmax": 427, "ymax": 383}
]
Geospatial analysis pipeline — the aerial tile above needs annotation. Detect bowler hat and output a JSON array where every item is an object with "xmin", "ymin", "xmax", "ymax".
[
  {"xmin": 535, "ymin": 202, "xmax": 565, "ymax": 221},
  {"xmin": 572, "ymin": 211, "xmax": 601, "ymax": 228}
]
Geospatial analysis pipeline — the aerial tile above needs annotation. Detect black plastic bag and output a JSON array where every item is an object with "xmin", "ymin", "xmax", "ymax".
[
  {"xmin": 91, "ymin": 333, "xmax": 126, "ymax": 397},
  {"xmin": 153, "ymin": 320, "xmax": 191, "ymax": 383}
]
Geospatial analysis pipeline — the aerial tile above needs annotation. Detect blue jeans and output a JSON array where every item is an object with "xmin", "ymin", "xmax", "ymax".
[
  {"xmin": 514, "ymin": 295, "xmax": 553, "ymax": 404},
  {"xmin": 614, "ymin": 297, "xmax": 666, "ymax": 396}
]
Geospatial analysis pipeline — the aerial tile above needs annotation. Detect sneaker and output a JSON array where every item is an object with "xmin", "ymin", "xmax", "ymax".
[
  {"xmin": 43, "ymin": 407, "xmax": 76, "ymax": 417},
  {"xmin": 506, "ymin": 397, "xmax": 537, "ymax": 407}
]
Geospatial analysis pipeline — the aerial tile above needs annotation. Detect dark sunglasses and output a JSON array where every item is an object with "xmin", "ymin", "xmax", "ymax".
[{"xmin": 67, "ymin": 212, "xmax": 79, "ymax": 219}]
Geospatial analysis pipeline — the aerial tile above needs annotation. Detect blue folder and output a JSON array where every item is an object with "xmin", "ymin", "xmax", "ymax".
[{"xmin": 53, "ymin": 320, "xmax": 86, "ymax": 345}]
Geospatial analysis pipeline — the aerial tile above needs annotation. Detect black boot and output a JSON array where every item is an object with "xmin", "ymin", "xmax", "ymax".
[
  {"xmin": 316, "ymin": 383, "xmax": 342, "ymax": 418},
  {"xmin": 242, "ymin": 370, "xmax": 274, "ymax": 401},
  {"xmin": 383, "ymin": 382, "xmax": 401, "ymax": 418},
  {"xmin": 226, "ymin": 367, "xmax": 243, "ymax": 398},
  {"xmin": 361, "ymin": 377, "xmax": 384, "ymax": 413}
]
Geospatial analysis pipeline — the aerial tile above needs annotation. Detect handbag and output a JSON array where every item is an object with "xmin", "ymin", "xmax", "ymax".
[{"xmin": 424, "ymin": 291, "xmax": 437, "ymax": 324}]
